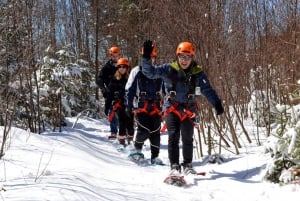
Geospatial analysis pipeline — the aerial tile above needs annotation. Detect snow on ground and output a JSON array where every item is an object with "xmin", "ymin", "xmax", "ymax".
[{"xmin": 1, "ymin": 116, "xmax": 300, "ymax": 201}]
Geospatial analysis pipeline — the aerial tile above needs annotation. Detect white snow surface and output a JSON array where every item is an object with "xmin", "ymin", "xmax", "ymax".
[{"xmin": 1, "ymin": 117, "xmax": 300, "ymax": 201}]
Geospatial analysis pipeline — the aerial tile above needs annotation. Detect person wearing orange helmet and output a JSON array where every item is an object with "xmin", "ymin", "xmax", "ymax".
[
  {"xmin": 96, "ymin": 46, "xmax": 121, "ymax": 139},
  {"xmin": 141, "ymin": 40, "xmax": 224, "ymax": 175},
  {"xmin": 124, "ymin": 45, "xmax": 165, "ymax": 164},
  {"xmin": 106, "ymin": 58, "xmax": 134, "ymax": 146}
]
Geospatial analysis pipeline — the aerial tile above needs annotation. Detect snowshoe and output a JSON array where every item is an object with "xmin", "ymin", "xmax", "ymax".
[
  {"xmin": 151, "ymin": 157, "xmax": 165, "ymax": 166},
  {"xmin": 163, "ymin": 174, "xmax": 187, "ymax": 187},
  {"xmin": 116, "ymin": 144, "xmax": 126, "ymax": 152},
  {"xmin": 164, "ymin": 165, "xmax": 186, "ymax": 187},
  {"xmin": 206, "ymin": 154, "xmax": 225, "ymax": 164},
  {"xmin": 114, "ymin": 137, "xmax": 126, "ymax": 152},
  {"xmin": 163, "ymin": 163, "xmax": 206, "ymax": 187},
  {"xmin": 128, "ymin": 150, "xmax": 144, "ymax": 162}
]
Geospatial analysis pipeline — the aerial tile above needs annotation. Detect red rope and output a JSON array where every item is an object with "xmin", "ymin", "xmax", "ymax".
[{"xmin": 108, "ymin": 100, "xmax": 122, "ymax": 122}]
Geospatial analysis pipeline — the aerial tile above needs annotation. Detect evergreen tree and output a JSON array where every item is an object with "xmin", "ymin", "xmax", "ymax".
[
  {"xmin": 37, "ymin": 45, "xmax": 96, "ymax": 127},
  {"xmin": 263, "ymin": 81, "xmax": 300, "ymax": 184}
]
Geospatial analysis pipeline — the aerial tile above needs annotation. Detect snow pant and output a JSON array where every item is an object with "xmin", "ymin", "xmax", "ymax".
[
  {"xmin": 135, "ymin": 113, "xmax": 161, "ymax": 159},
  {"xmin": 109, "ymin": 113, "xmax": 118, "ymax": 134},
  {"xmin": 116, "ymin": 108, "xmax": 134, "ymax": 137},
  {"xmin": 105, "ymin": 97, "xmax": 118, "ymax": 134},
  {"xmin": 165, "ymin": 112, "xmax": 194, "ymax": 166}
]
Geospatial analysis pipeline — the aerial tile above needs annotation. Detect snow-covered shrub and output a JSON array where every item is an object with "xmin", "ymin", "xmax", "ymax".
[
  {"xmin": 37, "ymin": 45, "xmax": 96, "ymax": 125},
  {"xmin": 263, "ymin": 81, "xmax": 300, "ymax": 184}
]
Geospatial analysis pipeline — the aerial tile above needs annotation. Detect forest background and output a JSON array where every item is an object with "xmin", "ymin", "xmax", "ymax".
[{"xmin": 0, "ymin": 0, "xmax": 299, "ymax": 163}]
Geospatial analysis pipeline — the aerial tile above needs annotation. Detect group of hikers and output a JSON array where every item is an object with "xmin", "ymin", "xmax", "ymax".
[{"xmin": 96, "ymin": 40, "xmax": 224, "ymax": 175}]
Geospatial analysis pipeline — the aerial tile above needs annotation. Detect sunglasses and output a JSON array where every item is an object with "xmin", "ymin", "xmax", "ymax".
[{"xmin": 178, "ymin": 55, "xmax": 192, "ymax": 60}]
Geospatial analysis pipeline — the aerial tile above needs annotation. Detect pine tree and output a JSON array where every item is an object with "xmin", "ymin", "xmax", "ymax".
[
  {"xmin": 263, "ymin": 81, "xmax": 300, "ymax": 184},
  {"xmin": 37, "ymin": 45, "xmax": 96, "ymax": 128}
]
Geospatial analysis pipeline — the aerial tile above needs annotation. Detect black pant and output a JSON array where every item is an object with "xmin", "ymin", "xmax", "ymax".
[
  {"xmin": 116, "ymin": 108, "xmax": 134, "ymax": 136},
  {"xmin": 135, "ymin": 113, "xmax": 161, "ymax": 159},
  {"xmin": 165, "ymin": 113, "xmax": 194, "ymax": 165}
]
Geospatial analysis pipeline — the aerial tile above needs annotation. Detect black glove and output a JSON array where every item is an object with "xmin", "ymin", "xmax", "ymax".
[
  {"xmin": 143, "ymin": 40, "xmax": 153, "ymax": 59},
  {"xmin": 215, "ymin": 101, "xmax": 224, "ymax": 115},
  {"xmin": 102, "ymin": 88, "xmax": 110, "ymax": 99},
  {"xmin": 125, "ymin": 107, "xmax": 133, "ymax": 118}
]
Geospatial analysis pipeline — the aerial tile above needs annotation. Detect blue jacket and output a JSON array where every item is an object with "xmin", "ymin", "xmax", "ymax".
[
  {"xmin": 125, "ymin": 66, "xmax": 164, "ymax": 110},
  {"xmin": 141, "ymin": 57, "xmax": 222, "ymax": 113}
]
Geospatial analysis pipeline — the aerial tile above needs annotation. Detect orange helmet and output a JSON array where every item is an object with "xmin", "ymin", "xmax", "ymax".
[
  {"xmin": 117, "ymin": 58, "xmax": 130, "ymax": 67},
  {"xmin": 109, "ymin": 46, "xmax": 120, "ymax": 55},
  {"xmin": 140, "ymin": 45, "xmax": 158, "ymax": 57},
  {"xmin": 176, "ymin": 42, "xmax": 195, "ymax": 56}
]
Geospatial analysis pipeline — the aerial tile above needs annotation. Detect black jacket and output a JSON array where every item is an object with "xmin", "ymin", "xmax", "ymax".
[
  {"xmin": 106, "ymin": 74, "xmax": 128, "ymax": 110},
  {"xmin": 96, "ymin": 59, "xmax": 117, "ymax": 96}
]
